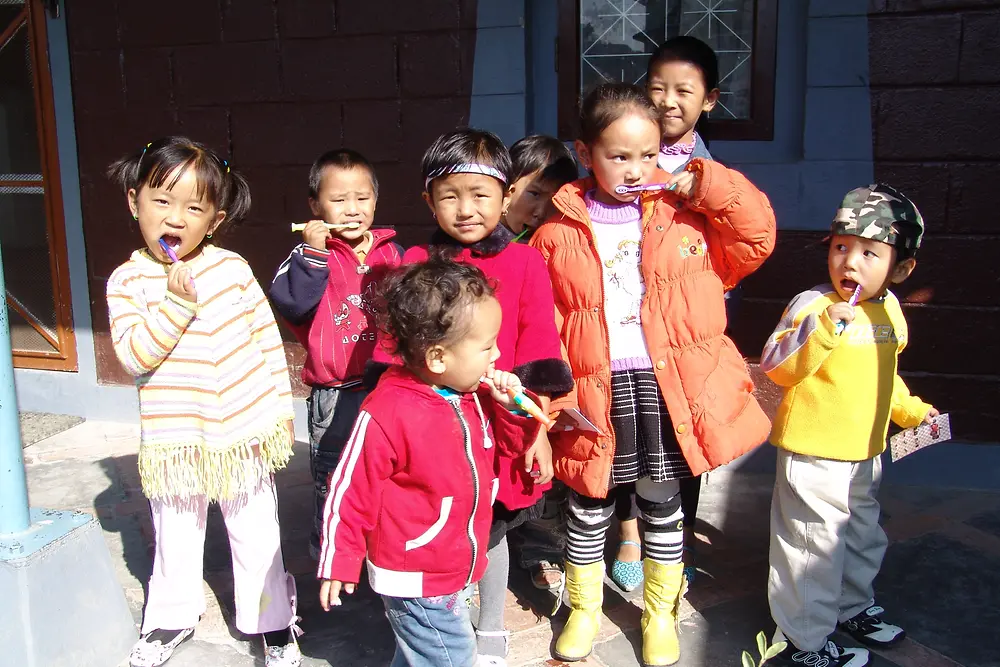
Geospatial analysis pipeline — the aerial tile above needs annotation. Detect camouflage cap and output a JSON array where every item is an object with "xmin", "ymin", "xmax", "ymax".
[{"xmin": 831, "ymin": 184, "xmax": 924, "ymax": 254}]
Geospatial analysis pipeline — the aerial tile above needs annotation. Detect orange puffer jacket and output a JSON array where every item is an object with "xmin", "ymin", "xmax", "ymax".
[{"xmin": 530, "ymin": 159, "xmax": 776, "ymax": 499}]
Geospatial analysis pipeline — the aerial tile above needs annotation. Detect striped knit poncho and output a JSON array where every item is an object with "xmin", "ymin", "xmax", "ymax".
[{"xmin": 107, "ymin": 245, "xmax": 295, "ymax": 501}]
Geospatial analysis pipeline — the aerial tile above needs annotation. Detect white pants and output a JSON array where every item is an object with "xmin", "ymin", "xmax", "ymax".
[
  {"xmin": 141, "ymin": 475, "xmax": 296, "ymax": 635},
  {"xmin": 767, "ymin": 450, "xmax": 887, "ymax": 652}
]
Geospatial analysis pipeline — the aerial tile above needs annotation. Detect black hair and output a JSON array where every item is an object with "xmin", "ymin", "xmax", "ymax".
[
  {"xmin": 308, "ymin": 148, "xmax": 379, "ymax": 199},
  {"xmin": 376, "ymin": 258, "xmax": 495, "ymax": 369},
  {"xmin": 107, "ymin": 136, "xmax": 251, "ymax": 236},
  {"xmin": 646, "ymin": 36, "xmax": 720, "ymax": 92},
  {"xmin": 421, "ymin": 128, "xmax": 513, "ymax": 194},
  {"xmin": 579, "ymin": 82, "xmax": 662, "ymax": 145},
  {"xmin": 509, "ymin": 135, "xmax": 578, "ymax": 186}
]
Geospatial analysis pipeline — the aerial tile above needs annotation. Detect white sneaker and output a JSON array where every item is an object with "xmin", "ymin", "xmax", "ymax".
[
  {"xmin": 839, "ymin": 604, "xmax": 906, "ymax": 647},
  {"xmin": 264, "ymin": 639, "xmax": 303, "ymax": 667},
  {"xmin": 129, "ymin": 627, "xmax": 195, "ymax": 667}
]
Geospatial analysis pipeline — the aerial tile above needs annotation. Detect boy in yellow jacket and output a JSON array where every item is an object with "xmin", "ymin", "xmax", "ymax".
[{"xmin": 760, "ymin": 184, "xmax": 938, "ymax": 667}]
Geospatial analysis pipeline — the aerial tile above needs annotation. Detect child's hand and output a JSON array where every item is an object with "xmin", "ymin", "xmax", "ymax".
[
  {"xmin": 826, "ymin": 302, "xmax": 855, "ymax": 328},
  {"xmin": 166, "ymin": 261, "xmax": 196, "ymax": 302},
  {"xmin": 923, "ymin": 407, "xmax": 940, "ymax": 424},
  {"xmin": 524, "ymin": 430, "xmax": 554, "ymax": 485},
  {"xmin": 319, "ymin": 579, "xmax": 355, "ymax": 611},
  {"xmin": 482, "ymin": 366, "xmax": 523, "ymax": 407},
  {"xmin": 303, "ymin": 220, "xmax": 332, "ymax": 250},
  {"xmin": 667, "ymin": 170, "xmax": 699, "ymax": 199}
]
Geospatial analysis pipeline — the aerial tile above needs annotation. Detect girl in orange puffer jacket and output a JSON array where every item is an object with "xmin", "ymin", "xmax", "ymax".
[{"xmin": 530, "ymin": 82, "xmax": 776, "ymax": 666}]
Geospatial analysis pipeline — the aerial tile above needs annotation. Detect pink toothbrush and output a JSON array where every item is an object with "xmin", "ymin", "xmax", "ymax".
[
  {"xmin": 158, "ymin": 238, "xmax": 179, "ymax": 263},
  {"xmin": 615, "ymin": 183, "xmax": 678, "ymax": 195},
  {"xmin": 834, "ymin": 284, "xmax": 862, "ymax": 335}
]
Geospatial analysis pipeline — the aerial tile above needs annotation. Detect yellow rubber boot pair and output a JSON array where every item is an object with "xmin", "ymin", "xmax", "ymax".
[
  {"xmin": 552, "ymin": 561, "xmax": 605, "ymax": 662},
  {"xmin": 641, "ymin": 560, "xmax": 686, "ymax": 667}
]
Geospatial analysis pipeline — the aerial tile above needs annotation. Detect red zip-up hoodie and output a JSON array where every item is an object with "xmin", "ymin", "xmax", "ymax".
[{"xmin": 317, "ymin": 367, "xmax": 541, "ymax": 597}]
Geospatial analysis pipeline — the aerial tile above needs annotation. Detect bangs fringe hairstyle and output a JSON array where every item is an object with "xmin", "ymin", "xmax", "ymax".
[
  {"xmin": 421, "ymin": 128, "xmax": 513, "ymax": 194},
  {"xmin": 646, "ymin": 35, "xmax": 720, "ymax": 91},
  {"xmin": 309, "ymin": 148, "xmax": 380, "ymax": 199},
  {"xmin": 107, "ymin": 136, "xmax": 251, "ymax": 237},
  {"xmin": 510, "ymin": 135, "xmax": 578, "ymax": 186},
  {"xmin": 579, "ymin": 82, "xmax": 662, "ymax": 145},
  {"xmin": 376, "ymin": 258, "xmax": 496, "ymax": 368}
]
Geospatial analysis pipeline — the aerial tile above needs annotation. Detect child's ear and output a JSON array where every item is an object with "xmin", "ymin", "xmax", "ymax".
[
  {"xmin": 574, "ymin": 140, "xmax": 591, "ymax": 171},
  {"xmin": 703, "ymin": 88, "xmax": 720, "ymax": 114},
  {"xmin": 890, "ymin": 257, "xmax": 917, "ymax": 284},
  {"xmin": 424, "ymin": 345, "xmax": 447, "ymax": 374},
  {"xmin": 308, "ymin": 197, "xmax": 322, "ymax": 217},
  {"xmin": 127, "ymin": 188, "xmax": 138, "ymax": 218},
  {"xmin": 422, "ymin": 190, "xmax": 437, "ymax": 219},
  {"xmin": 210, "ymin": 210, "xmax": 226, "ymax": 235}
]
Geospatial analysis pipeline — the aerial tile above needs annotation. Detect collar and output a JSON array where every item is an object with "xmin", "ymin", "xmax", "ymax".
[
  {"xmin": 660, "ymin": 132, "xmax": 699, "ymax": 156},
  {"xmin": 429, "ymin": 223, "xmax": 514, "ymax": 257}
]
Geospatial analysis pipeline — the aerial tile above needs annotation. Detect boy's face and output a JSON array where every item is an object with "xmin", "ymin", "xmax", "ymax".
[
  {"xmin": 427, "ymin": 297, "xmax": 503, "ymax": 393},
  {"xmin": 646, "ymin": 60, "xmax": 719, "ymax": 144},
  {"xmin": 309, "ymin": 166, "xmax": 376, "ymax": 244},
  {"xmin": 505, "ymin": 171, "xmax": 562, "ymax": 235},
  {"xmin": 423, "ymin": 173, "xmax": 511, "ymax": 245},
  {"xmin": 827, "ymin": 234, "xmax": 915, "ymax": 303}
]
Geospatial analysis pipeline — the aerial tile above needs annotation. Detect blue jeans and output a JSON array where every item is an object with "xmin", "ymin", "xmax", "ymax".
[
  {"xmin": 382, "ymin": 586, "xmax": 477, "ymax": 667},
  {"xmin": 307, "ymin": 386, "xmax": 368, "ymax": 559}
]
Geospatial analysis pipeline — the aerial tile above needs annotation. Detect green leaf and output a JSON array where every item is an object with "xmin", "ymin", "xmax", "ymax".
[
  {"xmin": 756, "ymin": 631, "xmax": 767, "ymax": 658},
  {"xmin": 763, "ymin": 641, "xmax": 787, "ymax": 663},
  {"xmin": 742, "ymin": 650, "xmax": 757, "ymax": 667}
]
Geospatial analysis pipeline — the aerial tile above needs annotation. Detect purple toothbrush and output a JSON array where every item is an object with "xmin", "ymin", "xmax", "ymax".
[{"xmin": 158, "ymin": 238, "xmax": 180, "ymax": 263}]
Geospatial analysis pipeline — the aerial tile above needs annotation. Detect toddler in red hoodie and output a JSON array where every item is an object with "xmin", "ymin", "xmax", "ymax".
[{"xmin": 318, "ymin": 258, "xmax": 541, "ymax": 667}]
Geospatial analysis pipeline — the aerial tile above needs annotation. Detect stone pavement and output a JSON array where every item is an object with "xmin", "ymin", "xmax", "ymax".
[{"xmin": 22, "ymin": 420, "xmax": 1000, "ymax": 667}]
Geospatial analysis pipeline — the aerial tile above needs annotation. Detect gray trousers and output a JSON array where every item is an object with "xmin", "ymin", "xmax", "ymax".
[{"xmin": 767, "ymin": 450, "xmax": 887, "ymax": 651}]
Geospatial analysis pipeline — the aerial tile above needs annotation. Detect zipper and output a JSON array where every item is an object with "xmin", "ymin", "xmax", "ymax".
[{"xmin": 445, "ymin": 397, "xmax": 480, "ymax": 587}]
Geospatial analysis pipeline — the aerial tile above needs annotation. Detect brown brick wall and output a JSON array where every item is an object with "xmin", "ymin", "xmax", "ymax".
[{"xmin": 66, "ymin": 0, "xmax": 479, "ymax": 390}]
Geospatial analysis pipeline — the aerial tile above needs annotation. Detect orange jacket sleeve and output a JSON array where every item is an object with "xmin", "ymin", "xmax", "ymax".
[{"xmin": 685, "ymin": 158, "xmax": 777, "ymax": 289}]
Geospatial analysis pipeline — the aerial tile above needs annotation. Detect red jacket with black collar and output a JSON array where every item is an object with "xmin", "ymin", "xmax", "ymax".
[
  {"xmin": 371, "ymin": 225, "xmax": 574, "ymax": 510},
  {"xmin": 317, "ymin": 367, "xmax": 541, "ymax": 597}
]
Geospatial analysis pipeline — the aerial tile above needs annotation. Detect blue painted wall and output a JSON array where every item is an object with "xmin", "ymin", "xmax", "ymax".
[{"xmin": 471, "ymin": 0, "xmax": 876, "ymax": 233}]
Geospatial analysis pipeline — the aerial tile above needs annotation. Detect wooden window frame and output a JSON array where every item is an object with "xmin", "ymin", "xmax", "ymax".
[
  {"xmin": 0, "ymin": 0, "xmax": 77, "ymax": 371},
  {"xmin": 557, "ymin": 0, "xmax": 778, "ymax": 142}
]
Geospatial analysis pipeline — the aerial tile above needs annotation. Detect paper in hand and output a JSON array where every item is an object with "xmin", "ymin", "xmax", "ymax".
[
  {"xmin": 889, "ymin": 413, "xmax": 951, "ymax": 462},
  {"xmin": 553, "ymin": 408, "xmax": 601, "ymax": 434}
]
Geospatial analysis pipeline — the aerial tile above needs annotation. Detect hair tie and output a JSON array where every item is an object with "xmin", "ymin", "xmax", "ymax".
[
  {"xmin": 424, "ymin": 163, "xmax": 506, "ymax": 191},
  {"xmin": 136, "ymin": 142, "xmax": 152, "ymax": 173},
  {"xmin": 222, "ymin": 159, "xmax": 230, "ymax": 174}
]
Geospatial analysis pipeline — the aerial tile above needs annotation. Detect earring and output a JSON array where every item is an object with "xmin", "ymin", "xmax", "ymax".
[
  {"xmin": 207, "ymin": 232, "xmax": 213, "ymax": 239},
  {"xmin": 132, "ymin": 214, "xmax": 138, "ymax": 221}
]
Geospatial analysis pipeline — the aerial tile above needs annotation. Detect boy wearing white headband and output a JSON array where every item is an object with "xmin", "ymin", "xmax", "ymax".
[{"xmin": 370, "ymin": 128, "xmax": 574, "ymax": 665}]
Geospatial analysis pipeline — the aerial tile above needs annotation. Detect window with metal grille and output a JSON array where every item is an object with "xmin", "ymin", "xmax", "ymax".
[
  {"xmin": 0, "ymin": 0, "xmax": 76, "ymax": 370},
  {"xmin": 557, "ymin": 0, "xmax": 777, "ymax": 141}
]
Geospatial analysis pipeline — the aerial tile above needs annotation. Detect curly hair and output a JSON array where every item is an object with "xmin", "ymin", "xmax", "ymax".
[{"xmin": 376, "ymin": 258, "xmax": 496, "ymax": 368}]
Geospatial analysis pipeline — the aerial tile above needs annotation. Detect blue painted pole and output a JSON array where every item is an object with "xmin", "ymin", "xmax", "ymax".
[{"xmin": 0, "ymin": 240, "xmax": 30, "ymax": 536}]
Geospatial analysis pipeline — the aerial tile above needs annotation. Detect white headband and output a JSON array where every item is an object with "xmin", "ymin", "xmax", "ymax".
[{"xmin": 424, "ymin": 163, "xmax": 507, "ymax": 191}]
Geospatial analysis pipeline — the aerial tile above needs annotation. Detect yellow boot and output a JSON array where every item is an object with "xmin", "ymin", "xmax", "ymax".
[
  {"xmin": 641, "ymin": 560, "xmax": 686, "ymax": 667},
  {"xmin": 553, "ymin": 561, "xmax": 605, "ymax": 662}
]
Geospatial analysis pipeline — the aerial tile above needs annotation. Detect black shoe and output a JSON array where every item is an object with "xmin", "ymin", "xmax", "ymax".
[
  {"xmin": 839, "ymin": 604, "xmax": 906, "ymax": 647},
  {"xmin": 769, "ymin": 639, "xmax": 870, "ymax": 667}
]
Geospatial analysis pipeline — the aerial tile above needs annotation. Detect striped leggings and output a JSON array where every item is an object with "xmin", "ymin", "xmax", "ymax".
[{"xmin": 567, "ymin": 477, "xmax": 684, "ymax": 566}]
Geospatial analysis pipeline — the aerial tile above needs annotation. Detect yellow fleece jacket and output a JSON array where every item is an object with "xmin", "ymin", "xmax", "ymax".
[{"xmin": 760, "ymin": 284, "xmax": 931, "ymax": 461}]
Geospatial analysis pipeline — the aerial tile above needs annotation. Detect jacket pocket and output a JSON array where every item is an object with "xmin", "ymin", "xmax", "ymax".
[
  {"xmin": 404, "ymin": 496, "xmax": 453, "ymax": 551},
  {"xmin": 693, "ymin": 338, "xmax": 753, "ymax": 428}
]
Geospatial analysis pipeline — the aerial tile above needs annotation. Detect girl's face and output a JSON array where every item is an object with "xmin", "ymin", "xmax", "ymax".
[
  {"xmin": 129, "ymin": 166, "xmax": 224, "ymax": 263},
  {"xmin": 423, "ymin": 173, "xmax": 511, "ymax": 245},
  {"xmin": 647, "ymin": 60, "xmax": 719, "ymax": 144},
  {"xmin": 575, "ymin": 112, "xmax": 661, "ymax": 205},
  {"xmin": 504, "ymin": 171, "xmax": 562, "ymax": 235}
]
